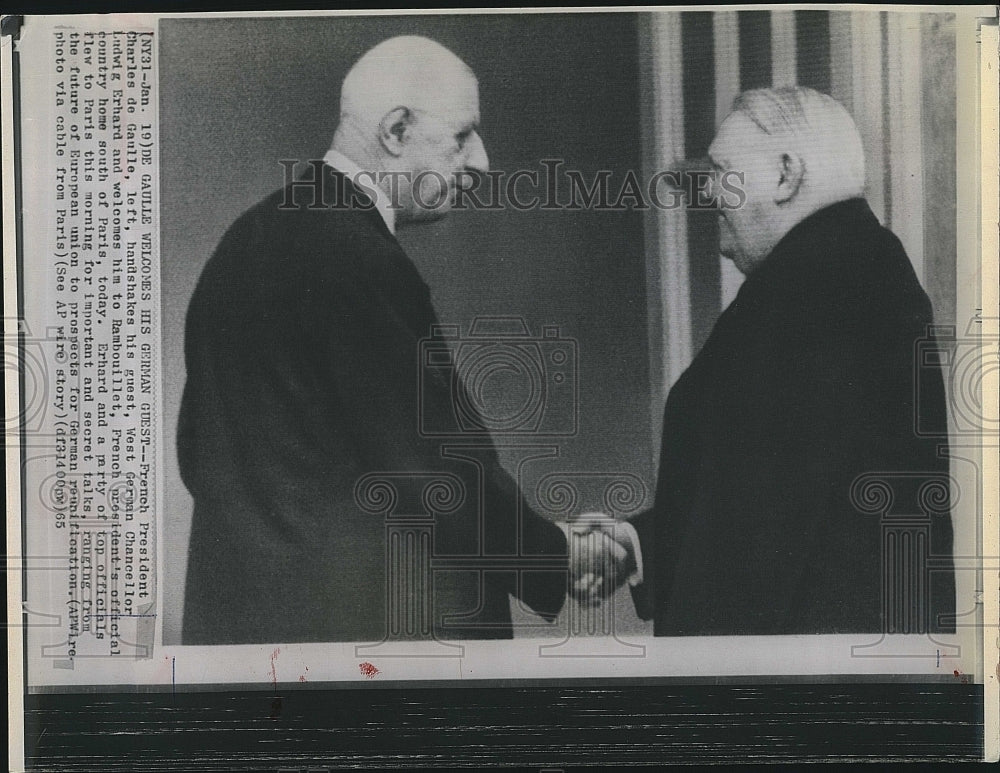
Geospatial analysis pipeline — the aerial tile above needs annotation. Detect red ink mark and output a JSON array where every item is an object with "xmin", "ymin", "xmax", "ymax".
[
  {"xmin": 270, "ymin": 647, "xmax": 281, "ymax": 688},
  {"xmin": 359, "ymin": 662, "xmax": 380, "ymax": 679}
]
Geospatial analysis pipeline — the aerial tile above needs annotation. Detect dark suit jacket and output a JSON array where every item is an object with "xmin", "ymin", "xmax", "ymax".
[
  {"xmin": 630, "ymin": 198, "xmax": 956, "ymax": 635},
  {"xmin": 179, "ymin": 167, "xmax": 567, "ymax": 644}
]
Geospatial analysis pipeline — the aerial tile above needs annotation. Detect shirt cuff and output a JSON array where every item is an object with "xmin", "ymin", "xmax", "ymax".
[{"xmin": 615, "ymin": 521, "xmax": 644, "ymax": 587}]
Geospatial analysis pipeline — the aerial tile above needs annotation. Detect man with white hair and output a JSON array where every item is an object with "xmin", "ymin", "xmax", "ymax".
[
  {"xmin": 588, "ymin": 87, "xmax": 955, "ymax": 635},
  {"xmin": 178, "ymin": 36, "xmax": 576, "ymax": 644},
  {"xmin": 711, "ymin": 88, "xmax": 866, "ymax": 274}
]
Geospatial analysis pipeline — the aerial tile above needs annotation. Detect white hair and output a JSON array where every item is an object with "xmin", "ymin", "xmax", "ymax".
[
  {"xmin": 340, "ymin": 35, "xmax": 474, "ymax": 125},
  {"xmin": 732, "ymin": 87, "xmax": 866, "ymax": 201}
]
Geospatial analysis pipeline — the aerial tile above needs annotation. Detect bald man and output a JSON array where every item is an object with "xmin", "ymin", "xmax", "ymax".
[
  {"xmin": 178, "ymin": 37, "xmax": 570, "ymax": 644},
  {"xmin": 590, "ymin": 87, "xmax": 955, "ymax": 635}
]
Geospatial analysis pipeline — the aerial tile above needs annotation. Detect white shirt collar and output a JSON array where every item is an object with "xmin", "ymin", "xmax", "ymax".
[{"xmin": 322, "ymin": 148, "xmax": 396, "ymax": 235}]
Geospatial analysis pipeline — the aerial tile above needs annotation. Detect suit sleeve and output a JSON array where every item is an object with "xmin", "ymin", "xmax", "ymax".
[
  {"xmin": 626, "ymin": 508, "xmax": 656, "ymax": 621},
  {"xmin": 301, "ymin": 250, "xmax": 568, "ymax": 619}
]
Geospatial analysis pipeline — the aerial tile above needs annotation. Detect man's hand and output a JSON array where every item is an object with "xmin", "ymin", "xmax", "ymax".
[{"xmin": 564, "ymin": 512, "xmax": 636, "ymax": 606}]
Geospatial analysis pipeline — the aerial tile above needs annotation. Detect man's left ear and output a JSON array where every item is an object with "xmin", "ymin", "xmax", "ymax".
[
  {"xmin": 378, "ymin": 106, "xmax": 414, "ymax": 158},
  {"xmin": 774, "ymin": 152, "xmax": 805, "ymax": 205}
]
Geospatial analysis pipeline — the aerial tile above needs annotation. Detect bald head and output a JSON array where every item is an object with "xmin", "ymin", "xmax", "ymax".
[
  {"xmin": 340, "ymin": 36, "xmax": 476, "ymax": 131},
  {"xmin": 333, "ymin": 36, "xmax": 488, "ymax": 226}
]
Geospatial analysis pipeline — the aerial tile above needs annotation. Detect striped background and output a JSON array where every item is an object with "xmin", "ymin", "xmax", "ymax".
[{"xmin": 641, "ymin": 9, "xmax": 957, "ymax": 416}]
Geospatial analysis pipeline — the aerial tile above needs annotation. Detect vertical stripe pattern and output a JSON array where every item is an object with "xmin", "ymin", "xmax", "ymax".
[
  {"xmin": 682, "ymin": 12, "xmax": 720, "ymax": 355},
  {"xmin": 714, "ymin": 12, "xmax": 745, "ymax": 309},
  {"xmin": 796, "ymin": 11, "xmax": 831, "ymax": 94},
  {"xmin": 886, "ymin": 12, "xmax": 926, "ymax": 285},
  {"xmin": 770, "ymin": 11, "xmax": 798, "ymax": 88},
  {"xmin": 640, "ymin": 11, "xmax": 692, "ymax": 458},
  {"xmin": 643, "ymin": 9, "xmax": 955, "ymax": 389}
]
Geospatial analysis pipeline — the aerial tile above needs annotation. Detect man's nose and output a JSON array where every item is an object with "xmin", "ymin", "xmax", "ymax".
[{"xmin": 465, "ymin": 132, "xmax": 489, "ymax": 173}]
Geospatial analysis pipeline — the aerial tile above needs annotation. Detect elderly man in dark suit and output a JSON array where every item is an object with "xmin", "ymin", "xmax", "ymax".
[
  {"xmin": 584, "ymin": 87, "xmax": 955, "ymax": 635},
  {"xmin": 178, "ymin": 36, "xmax": 615, "ymax": 644}
]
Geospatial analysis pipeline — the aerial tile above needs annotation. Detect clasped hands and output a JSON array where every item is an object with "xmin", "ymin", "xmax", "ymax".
[{"xmin": 563, "ymin": 512, "xmax": 637, "ymax": 606}]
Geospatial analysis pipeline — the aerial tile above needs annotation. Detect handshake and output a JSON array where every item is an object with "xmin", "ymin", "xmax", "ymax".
[{"xmin": 561, "ymin": 512, "xmax": 641, "ymax": 607}]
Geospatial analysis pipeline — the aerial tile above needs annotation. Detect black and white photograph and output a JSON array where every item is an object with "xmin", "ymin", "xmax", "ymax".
[
  {"xmin": 155, "ymin": 7, "xmax": 978, "ymax": 658},
  {"xmin": 5, "ymin": 5, "xmax": 998, "ymax": 767}
]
